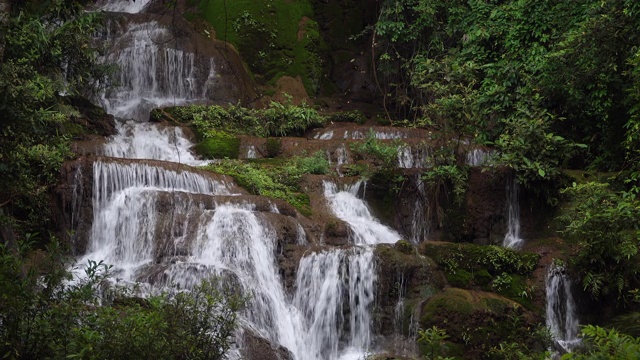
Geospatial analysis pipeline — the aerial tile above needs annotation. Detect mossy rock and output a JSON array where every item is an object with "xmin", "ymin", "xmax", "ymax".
[
  {"xmin": 421, "ymin": 242, "xmax": 540, "ymax": 310},
  {"xmin": 196, "ymin": 0, "xmax": 326, "ymax": 95},
  {"xmin": 419, "ymin": 288, "xmax": 544, "ymax": 359},
  {"xmin": 195, "ymin": 134, "xmax": 240, "ymax": 159},
  {"xmin": 394, "ymin": 239, "xmax": 414, "ymax": 255},
  {"xmin": 265, "ymin": 138, "xmax": 282, "ymax": 158}
]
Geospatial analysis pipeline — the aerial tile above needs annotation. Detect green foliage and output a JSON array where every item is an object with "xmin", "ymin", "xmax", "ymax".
[
  {"xmin": 493, "ymin": 108, "xmax": 583, "ymax": 203},
  {"xmin": 194, "ymin": 132, "xmax": 240, "ymax": 159},
  {"xmin": 488, "ymin": 341, "xmax": 549, "ymax": 360},
  {"xmin": 263, "ymin": 98, "xmax": 324, "ymax": 136},
  {"xmin": 327, "ymin": 110, "xmax": 366, "ymax": 124},
  {"xmin": 195, "ymin": 0, "xmax": 326, "ymax": 95},
  {"xmin": 168, "ymin": 99, "xmax": 325, "ymax": 138},
  {"xmin": 418, "ymin": 326, "xmax": 453, "ymax": 360},
  {"xmin": 349, "ymin": 130, "xmax": 399, "ymax": 168},
  {"xmin": 424, "ymin": 242, "xmax": 539, "ymax": 305},
  {"xmin": 0, "ymin": 240, "xmax": 243, "ymax": 360},
  {"xmin": 287, "ymin": 150, "xmax": 329, "ymax": 176},
  {"xmin": 561, "ymin": 325, "xmax": 640, "ymax": 359},
  {"xmin": 204, "ymin": 155, "xmax": 331, "ymax": 216},
  {"xmin": 0, "ymin": 0, "xmax": 107, "ymax": 236},
  {"xmin": 373, "ymin": 0, "xmax": 640, "ymax": 176},
  {"xmin": 421, "ymin": 164, "xmax": 468, "ymax": 204},
  {"xmin": 265, "ymin": 138, "xmax": 282, "ymax": 158},
  {"xmin": 420, "ymin": 288, "xmax": 549, "ymax": 359},
  {"xmin": 558, "ymin": 182, "xmax": 640, "ymax": 301}
]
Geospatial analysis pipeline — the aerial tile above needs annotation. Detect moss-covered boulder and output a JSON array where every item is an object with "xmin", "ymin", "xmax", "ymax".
[
  {"xmin": 195, "ymin": 0, "xmax": 325, "ymax": 96},
  {"xmin": 195, "ymin": 133, "xmax": 240, "ymax": 159},
  {"xmin": 419, "ymin": 288, "xmax": 545, "ymax": 359},
  {"xmin": 421, "ymin": 241, "xmax": 540, "ymax": 309}
]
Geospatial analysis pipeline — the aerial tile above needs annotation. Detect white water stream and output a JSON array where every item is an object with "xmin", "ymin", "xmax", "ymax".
[
  {"xmin": 503, "ymin": 174, "xmax": 523, "ymax": 248},
  {"xmin": 78, "ymin": 2, "xmax": 407, "ymax": 358},
  {"xmin": 546, "ymin": 264, "xmax": 581, "ymax": 353}
]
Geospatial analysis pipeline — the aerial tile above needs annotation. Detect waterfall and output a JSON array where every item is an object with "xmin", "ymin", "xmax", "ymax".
[
  {"xmin": 314, "ymin": 130, "xmax": 334, "ymax": 140},
  {"xmin": 466, "ymin": 148, "xmax": 494, "ymax": 166},
  {"xmin": 316, "ymin": 180, "xmax": 403, "ymax": 358},
  {"xmin": 410, "ymin": 174, "xmax": 429, "ymax": 243},
  {"xmin": 294, "ymin": 249, "xmax": 376, "ymax": 359},
  {"xmin": 324, "ymin": 181, "xmax": 401, "ymax": 245},
  {"xmin": 78, "ymin": 1, "xmax": 407, "ymax": 358},
  {"xmin": 81, "ymin": 166, "xmax": 388, "ymax": 360},
  {"xmin": 335, "ymin": 144, "xmax": 348, "ymax": 166},
  {"xmin": 246, "ymin": 145, "xmax": 257, "ymax": 159},
  {"xmin": 95, "ymin": 0, "xmax": 152, "ymax": 13},
  {"xmin": 546, "ymin": 264, "xmax": 581, "ymax": 353},
  {"xmin": 397, "ymin": 145, "xmax": 414, "ymax": 169},
  {"xmin": 103, "ymin": 122, "xmax": 207, "ymax": 164},
  {"xmin": 97, "ymin": 17, "xmax": 216, "ymax": 163},
  {"xmin": 503, "ymin": 175, "xmax": 523, "ymax": 248},
  {"xmin": 100, "ymin": 21, "xmax": 203, "ymax": 121}
]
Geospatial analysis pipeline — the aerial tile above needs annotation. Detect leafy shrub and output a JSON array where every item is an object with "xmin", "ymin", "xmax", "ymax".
[
  {"xmin": 265, "ymin": 138, "xmax": 282, "ymax": 158},
  {"xmin": 558, "ymin": 182, "xmax": 640, "ymax": 301},
  {"xmin": 423, "ymin": 242, "xmax": 539, "ymax": 304},
  {"xmin": 0, "ymin": 240, "xmax": 243, "ymax": 360},
  {"xmin": 166, "ymin": 98, "xmax": 325, "ymax": 138},
  {"xmin": 421, "ymin": 164, "xmax": 469, "ymax": 204},
  {"xmin": 288, "ymin": 151, "xmax": 330, "ymax": 176},
  {"xmin": 349, "ymin": 130, "xmax": 399, "ymax": 168},
  {"xmin": 562, "ymin": 326, "xmax": 640, "ymax": 359},
  {"xmin": 204, "ymin": 160, "xmax": 311, "ymax": 216},
  {"xmin": 327, "ymin": 110, "xmax": 366, "ymax": 124}
]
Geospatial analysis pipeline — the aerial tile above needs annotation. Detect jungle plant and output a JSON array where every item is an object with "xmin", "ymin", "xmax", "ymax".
[
  {"xmin": 562, "ymin": 325, "xmax": 640, "ymax": 359},
  {"xmin": 349, "ymin": 130, "xmax": 400, "ymax": 168},
  {"xmin": 0, "ymin": 239, "xmax": 244, "ymax": 360},
  {"xmin": 558, "ymin": 182, "xmax": 640, "ymax": 302},
  {"xmin": 204, "ymin": 159, "xmax": 312, "ymax": 215},
  {"xmin": 418, "ymin": 326, "xmax": 453, "ymax": 360},
  {"xmin": 0, "ymin": 0, "xmax": 108, "ymax": 238}
]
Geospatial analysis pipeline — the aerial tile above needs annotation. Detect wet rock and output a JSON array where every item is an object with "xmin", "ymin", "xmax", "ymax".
[
  {"xmin": 373, "ymin": 243, "xmax": 445, "ymax": 337},
  {"xmin": 242, "ymin": 331, "xmax": 294, "ymax": 360}
]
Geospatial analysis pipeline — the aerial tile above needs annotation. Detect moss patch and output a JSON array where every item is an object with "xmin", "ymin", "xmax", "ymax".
[
  {"xmin": 421, "ymin": 242, "xmax": 540, "ymax": 309},
  {"xmin": 194, "ymin": 133, "xmax": 240, "ymax": 159},
  {"xmin": 195, "ymin": 0, "xmax": 325, "ymax": 95},
  {"xmin": 420, "ymin": 288, "xmax": 546, "ymax": 359}
]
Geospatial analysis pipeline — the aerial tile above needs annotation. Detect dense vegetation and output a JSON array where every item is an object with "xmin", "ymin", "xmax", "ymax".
[
  {"xmin": 373, "ymin": 0, "xmax": 640, "ymax": 185},
  {"xmin": 0, "ymin": 241, "xmax": 243, "ymax": 359},
  {"xmin": 0, "ymin": 0, "xmax": 107, "ymax": 239},
  {"xmin": 368, "ymin": 0, "xmax": 640, "ymax": 356}
]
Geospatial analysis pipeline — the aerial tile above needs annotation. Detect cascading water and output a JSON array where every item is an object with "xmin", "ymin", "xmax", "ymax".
[
  {"xmin": 103, "ymin": 122, "xmax": 207, "ymax": 164},
  {"xmin": 546, "ymin": 264, "xmax": 581, "ymax": 353},
  {"xmin": 410, "ymin": 174, "xmax": 429, "ymax": 243},
  {"xmin": 97, "ymin": 11, "xmax": 216, "ymax": 163},
  {"xmin": 246, "ymin": 145, "xmax": 257, "ymax": 159},
  {"xmin": 100, "ymin": 21, "xmax": 206, "ymax": 121},
  {"xmin": 80, "ymin": 1, "xmax": 408, "ymax": 358},
  {"xmin": 294, "ymin": 249, "xmax": 377, "ymax": 359},
  {"xmin": 324, "ymin": 181, "xmax": 401, "ymax": 245},
  {"xmin": 503, "ymin": 174, "xmax": 523, "ymax": 248},
  {"xmin": 312, "ymin": 181, "xmax": 402, "ymax": 358},
  {"xmin": 95, "ymin": 0, "xmax": 152, "ymax": 13}
]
